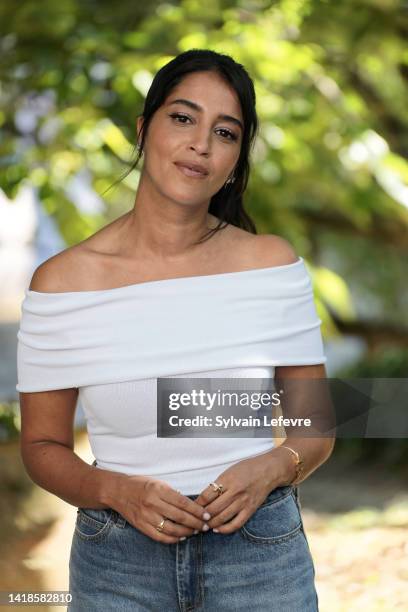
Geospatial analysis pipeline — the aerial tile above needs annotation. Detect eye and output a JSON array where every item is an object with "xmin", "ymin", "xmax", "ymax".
[
  {"xmin": 169, "ymin": 112, "xmax": 192, "ymax": 124},
  {"xmin": 216, "ymin": 128, "xmax": 238, "ymax": 142},
  {"xmin": 168, "ymin": 112, "xmax": 238, "ymax": 142}
]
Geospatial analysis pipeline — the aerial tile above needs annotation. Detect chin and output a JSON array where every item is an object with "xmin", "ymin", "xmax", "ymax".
[{"xmin": 165, "ymin": 188, "xmax": 210, "ymax": 207}]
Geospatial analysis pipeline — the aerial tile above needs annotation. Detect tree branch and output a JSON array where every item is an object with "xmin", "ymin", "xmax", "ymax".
[{"xmin": 297, "ymin": 209, "xmax": 408, "ymax": 251}]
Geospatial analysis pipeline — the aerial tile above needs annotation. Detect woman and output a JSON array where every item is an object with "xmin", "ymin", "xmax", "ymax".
[{"xmin": 17, "ymin": 49, "xmax": 333, "ymax": 611}]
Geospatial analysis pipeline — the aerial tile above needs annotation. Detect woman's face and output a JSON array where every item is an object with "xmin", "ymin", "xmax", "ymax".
[{"xmin": 138, "ymin": 70, "xmax": 243, "ymax": 206}]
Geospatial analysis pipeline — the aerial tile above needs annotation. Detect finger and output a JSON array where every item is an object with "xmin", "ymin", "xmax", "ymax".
[
  {"xmin": 147, "ymin": 512, "xmax": 193, "ymax": 539},
  {"xmin": 199, "ymin": 489, "xmax": 236, "ymax": 518},
  {"xmin": 195, "ymin": 484, "xmax": 225, "ymax": 509},
  {"xmin": 157, "ymin": 500, "xmax": 206, "ymax": 532},
  {"xmin": 145, "ymin": 481, "xmax": 206, "ymax": 520},
  {"xmin": 163, "ymin": 490, "xmax": 211, "ymax": 523},
  {"xmin": 143, "ymin": 521, "xmax": 182, "ymax": 544},
  {"xmin": 207, "ymin": 498, "xmax": 243, "ymax": 529},
  {"xmin": 194, "ymin": 490, "xmax": 214, "ymax": 507},
  {"xmin": 211, "ymin": 508, "xmax": 249, "ymax": 534},
  {"xmin": 193, "ymin": 495, "xmax": 207, "ymax": 507},
  {"xmin": 194, "ymin": 493, "xmax": 217, "ymax": 508}
]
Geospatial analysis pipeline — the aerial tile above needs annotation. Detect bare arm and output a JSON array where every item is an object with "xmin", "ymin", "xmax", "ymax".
[
  {"xmin": 20, "ymin": 256, "xmax": 128, "ymax": 510},
  {"xmin": 19, "ymin": 387, "xmax": 130, "ymax": 509},
  {"xmin": 268, "ymin": 363, "xmax": 335, "ymax": 486},
  {"xmin": 249, "ymin": 237, "xmax": 335, "ymax": 485}
]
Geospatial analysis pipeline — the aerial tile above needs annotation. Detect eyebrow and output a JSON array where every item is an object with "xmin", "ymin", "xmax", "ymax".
[{"xmin": 167, "ymin": 98, "xmax": 243, "ymax": 131}]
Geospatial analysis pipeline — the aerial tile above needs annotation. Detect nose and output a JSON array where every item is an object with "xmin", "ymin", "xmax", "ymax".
[{"xmin": 189, "ymin": 127, "xmax": 211, "ymax": 156}]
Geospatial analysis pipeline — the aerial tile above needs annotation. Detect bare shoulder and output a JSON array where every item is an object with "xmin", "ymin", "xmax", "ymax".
[
  {"xmin": 28, "ymin": 244, "xmax": 92, "ymax": 293},
  {"xmin": 242, "ymin": 233, "xmax": 299, "ymax": 268},
  {"xmin": 28, "ymin": 213, "xmax": 127, "ymax": 293}
]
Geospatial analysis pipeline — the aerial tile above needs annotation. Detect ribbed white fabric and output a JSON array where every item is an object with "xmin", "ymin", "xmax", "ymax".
[
  {"xmin": 16, "ymin": 256, "xmax": 326, "ymax": 494},
  {"xmin": 82, "ymin": 365, "xmax": 278, "ymax": 494}
]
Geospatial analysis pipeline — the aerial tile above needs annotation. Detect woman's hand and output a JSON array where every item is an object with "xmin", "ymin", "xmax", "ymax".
[
  {"xmin": 113, "ymin": 474, "xmax": 211, "ymax": 544},
  {"xmin": 193, "ymin": 451, "xmax": 292, "ymax": 534}
]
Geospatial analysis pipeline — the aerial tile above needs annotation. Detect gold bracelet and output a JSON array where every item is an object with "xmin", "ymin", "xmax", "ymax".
[{"xmin": 279, "ymin": 444, "xmax": 304, "ymax": 485}]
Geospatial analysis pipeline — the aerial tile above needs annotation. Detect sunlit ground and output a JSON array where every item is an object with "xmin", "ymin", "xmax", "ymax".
[{"xmin": 1, "ymin": 431, "xmax": 407, "ymax": 612}]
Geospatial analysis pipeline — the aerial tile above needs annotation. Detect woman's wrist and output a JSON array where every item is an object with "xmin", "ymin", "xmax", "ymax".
[
  {"xmin": 267, "ymin": 438, "xmax": 335, "ymax": 489},
  {"xmin": 99, "ymin": 470, "xmax": 153, "ymax": 516},
  {"xmin": 98, "ymin": 469, "xmax": 131, "ymax": 509},
  {"xmin": 279, "ymin": 445, "xmax": 304, "ymax": 485},
  {"xmin": 266, "ymin": 445, "xmax": 299, "ymax": 487}
]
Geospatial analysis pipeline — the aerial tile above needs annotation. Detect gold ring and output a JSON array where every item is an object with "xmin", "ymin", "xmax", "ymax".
[
  {"xmin": 209, "ymin": 482, "xmax": 224, "ymax": 496},
  {"xmin": 156, "ymin": 518, "xmax": 166, "ymax": 532}
]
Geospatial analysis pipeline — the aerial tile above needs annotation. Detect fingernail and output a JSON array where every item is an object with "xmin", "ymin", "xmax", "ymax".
[
  {"xmin": 203, "ymin": 512, "xmax": 211, "ymax": 520},
  {"xmin": 179, "ymin": 537, "xmax": 187, "ymax": 541},
  {"xmin": 202, "ymin": 523, "xmax": 209, "ymax": 531},
  {"xmin": 213, "ymin": 528, "xmax": 219, "ymax": 533},
  {"xmin": 194, "ymin": 529, "xmax": 199, "ymax": 534}
]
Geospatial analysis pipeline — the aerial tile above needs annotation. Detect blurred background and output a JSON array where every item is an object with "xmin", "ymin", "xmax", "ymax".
[{"xmin": 0, "ymin": 0, "xmax": 407, "ymax": 610}]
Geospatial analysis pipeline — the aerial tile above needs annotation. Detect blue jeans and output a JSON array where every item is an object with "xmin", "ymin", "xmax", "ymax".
[{"xmin": 68, "ymin": 484, "xmax": 318, "ymax": 611}]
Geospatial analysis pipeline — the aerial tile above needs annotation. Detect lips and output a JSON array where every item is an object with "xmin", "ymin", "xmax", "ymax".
[{"xmin": 174, "ymin": 162, "xmax": 209, "ymax": 178}]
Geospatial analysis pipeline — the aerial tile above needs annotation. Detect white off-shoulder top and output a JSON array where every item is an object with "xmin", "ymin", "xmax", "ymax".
[{"xmin": 16, "ymin": 256, "xmax": 326, "ymax": 494}]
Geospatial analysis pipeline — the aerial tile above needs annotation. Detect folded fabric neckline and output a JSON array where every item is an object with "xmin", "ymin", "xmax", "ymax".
[
  {"xmin": 16, "ymin": 254, "xmax": 326, "ymax": 392},
  {"xmin": 26, "ymin": 256, "xmax": 304, "ymax": 297}
]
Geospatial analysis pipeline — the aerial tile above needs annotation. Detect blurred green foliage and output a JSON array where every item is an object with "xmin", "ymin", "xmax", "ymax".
[
  {"xmin": 1, "ymin": 2, "xmax": 407, "ymax": 456},
  {"xmin": 338, "ymin": 346, "xmax": 408, "ymax": 378},
  {"xmin": 1, "ymin": 0, "xmax": 407, "ymax": 345},
  {"xmin": 0, "ymin": 402, "xmax": 20, "ymax": 442}
]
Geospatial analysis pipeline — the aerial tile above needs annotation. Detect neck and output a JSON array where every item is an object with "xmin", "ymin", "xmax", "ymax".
[{"xmin": 121, "ymin": 171, "xmax": 220, "ymax": 262}]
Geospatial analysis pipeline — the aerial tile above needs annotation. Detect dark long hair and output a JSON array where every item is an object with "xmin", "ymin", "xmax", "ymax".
[{"xmin": 122, "ymin": 49, "xmax": 259, "ymax": 244}]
